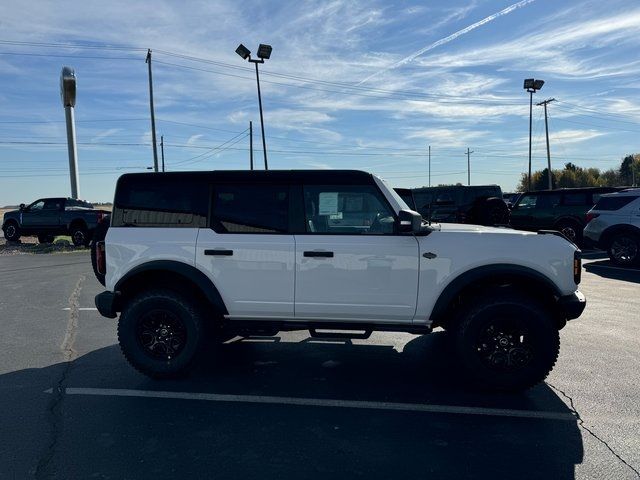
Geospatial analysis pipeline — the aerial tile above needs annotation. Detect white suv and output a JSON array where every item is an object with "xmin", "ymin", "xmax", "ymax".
[
  {"xmin": 94, "ymin": 170, "xmax": 585, "ymax": 391},
  {"xmin": 584, "ymin": 188, "xmax": 640, "ymax": 266}
]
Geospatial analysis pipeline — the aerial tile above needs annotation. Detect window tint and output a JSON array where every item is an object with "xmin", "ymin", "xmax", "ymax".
[
  {"xmin": 517, "ymin": 194, "xmax": 537, "ymax": 209},
  {"xmin": 594, "ymin": 195, "xmax": 639, "ymax": 211},
  {"xmin": 303, "ymin": 184, "xmax": 395, "ymax": 234},
  {"xmin": 43, "ymin": 199, "xmax": 62, "ymax": 210},
  {"xmin": 537, "ymin": 194, "xmax": 561, "ymax": 209},
  {"xmin": 212, "ymin": 184, "xmax": 289, "ymax": 233},
  {"xmin": 563, "ymin": 193, "xmax": 587, "ymax": 206},
  {"xmin": 29, "ymin": 200, "xmax": 45, "ymax": 211},
  {"xmin": 114, "ymin": 176, "xmax": 208, "ymax": 227}
]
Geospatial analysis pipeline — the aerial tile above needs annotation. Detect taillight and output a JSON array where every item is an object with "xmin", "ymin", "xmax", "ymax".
[
  {"xmin": 585, "ymin": 212, "xmax": 599, "ymax": 223},
  {"xmin": 96, "ymin": 241, "xmax": 106, "ymax": 275},
  {"xmin": 96, "ymin": 212, "xmax": 105, "ymax": 222},
  {"xmin": 573, "ymin": 251, "xmax": 581, "ymax": 285}
]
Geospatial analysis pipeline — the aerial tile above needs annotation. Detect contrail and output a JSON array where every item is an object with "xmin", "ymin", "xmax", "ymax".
[{"xmin": 357, "ymin": 0, "xmax": 535, "ymax": 85}]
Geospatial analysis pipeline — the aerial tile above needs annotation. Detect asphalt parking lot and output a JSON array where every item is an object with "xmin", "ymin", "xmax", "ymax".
[{"xmin": 0, "ymin": 251, "xmax": 638, "ymax": 479}]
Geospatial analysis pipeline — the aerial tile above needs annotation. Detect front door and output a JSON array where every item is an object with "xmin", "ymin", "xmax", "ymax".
[
  {"xmin": 294, "ymin": 183, "xmax": 419, "ymax": 323},
  {"xmin": 195, "ymin": 182, "xmax": 295, "ymax": 319}
]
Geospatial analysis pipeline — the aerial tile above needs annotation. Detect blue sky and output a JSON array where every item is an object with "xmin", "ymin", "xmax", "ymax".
[{"xmin": 1, "ymin": 0, "xmax": 639, "ymax": 205}]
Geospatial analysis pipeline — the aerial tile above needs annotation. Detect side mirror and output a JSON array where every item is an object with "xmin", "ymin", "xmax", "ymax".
[
  {"xmin": 19, "ymin": 203, "xmax": 25, "ymax": 211},
  {"xmin": 397, "ymin": 209, "xmax": 422, "ymax": 233}
]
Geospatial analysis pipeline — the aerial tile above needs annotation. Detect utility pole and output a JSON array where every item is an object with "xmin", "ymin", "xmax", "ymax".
[
  {"xmin": 146, "ymin": 49, "xmax": 159, "ymax": 172},
  {"xmin": 60, "ymin": 67, "xmax": 80, "ymax": 198},
  {"xmin": 428, "ymin": 145, "xmax": 431, "ymax": 187},
  {"xmin": 160, "ymin": 135, "xmax": 165, "ymax": 172},
  {"xmin": 537, "ymin": 98, "xmax": 556, "ymax": 190},
  {"xmin": 466, "ymin": 148, "xmax": 473, "ymax": 186},
  {"xmin": 249, "ymin": 121, "xmax": 254, "ymax": 170}
]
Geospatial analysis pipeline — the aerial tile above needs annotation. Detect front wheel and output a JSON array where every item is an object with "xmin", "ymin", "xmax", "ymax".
[
  {"xmin": 453, "ymin": 291, "xmax": 559, "ymax": 391},
  {"xmin": 3, "ymin": 221, "xmax": 20, "ymax": 242},
  {"xmin": 608, "ymin": 232, "xmax": 640, "ymax": 267},
  {"xmin": 118, "ymin": 289, "xmax": 203, "ymax": 378}
]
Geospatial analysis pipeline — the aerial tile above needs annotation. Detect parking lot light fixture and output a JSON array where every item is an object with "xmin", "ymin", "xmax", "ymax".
[
  {"xmin": 524, "ymin": 78, "xmax": 545, "ymax": 190},
  {"xmin": 236, "ymin": 43, "xmax": 272, "ymax": 170}
]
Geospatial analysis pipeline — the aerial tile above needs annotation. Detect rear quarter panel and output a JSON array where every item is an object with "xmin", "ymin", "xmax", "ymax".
[{"xmin": 105, "ymin": 227, "xmax": 199, "ymax": 291}]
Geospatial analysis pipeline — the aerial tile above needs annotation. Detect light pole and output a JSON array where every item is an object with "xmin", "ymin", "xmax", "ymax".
[
  {"xmin": 236, "ymin": 43, "xmax": 272, "ymax": 170},
  {"xmin": 60, "ymin": 67, "xmax": 80, "ymax": 199},
  {"xmin": 523, "ymin": 78, "xmax": 544, "ymax": 191}
]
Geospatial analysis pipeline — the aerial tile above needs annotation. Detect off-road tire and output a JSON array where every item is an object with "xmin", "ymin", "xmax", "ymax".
[
  {"xmin": 118, "ymin": 289, "xmax": 203, "ymax": 378},
  {"xmin": 3, "ymin": 221, "xmax": 20, "ymax": 242},
  {"xmin": 90, "ymin": 217, "xmax": 110, "ymax": 286},
  {"xmin": 607, "ymin": 231, "xmax": 640, "ymax": 267},
  {"xmin": 554, "ymin": 219, "xmax": 583, "ymax": 246},
  {"xmin": 70, "ymin": 223, "xmax": 89, "ymax": 247},
  {"xmin": 453, "ymin": 290, "xmax": 560, "ymax": 392},
  {"xmin": 476, "ymin": 197, "xmax": 510, "ymax": 226},
  {"xmin": 37, "ymin": 234, "xmax": 55, "ymax": 244}
]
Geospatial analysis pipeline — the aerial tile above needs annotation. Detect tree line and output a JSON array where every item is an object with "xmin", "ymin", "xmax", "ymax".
[{"xmin": 517, "ymin": 154, "xmax": 639, "ymax": 191}]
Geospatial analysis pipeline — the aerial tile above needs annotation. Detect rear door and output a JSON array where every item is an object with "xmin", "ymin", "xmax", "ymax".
[
  {"xmin": 195, "ymin": 182, "xmax": 296, "ymax": 319},
  {"xmin": 294, "ymin": 183, "xmax": 419, "ymax": 322}
]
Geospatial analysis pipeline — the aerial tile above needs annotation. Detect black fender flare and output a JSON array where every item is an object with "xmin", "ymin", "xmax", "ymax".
[
  {"xmin": 429, "ymin": 264, "xmax": 562, "ymax": 322},
  {"xmin": 114, "ymin": 260, "xmax": 228, "ymax": 316}
]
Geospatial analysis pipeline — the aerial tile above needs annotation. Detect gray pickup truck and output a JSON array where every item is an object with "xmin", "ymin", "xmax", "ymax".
[{"xmin": 2, "ymin": 197, "xmax": 109, "ymax": 246}]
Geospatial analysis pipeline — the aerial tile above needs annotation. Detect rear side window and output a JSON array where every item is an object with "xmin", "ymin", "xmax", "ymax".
[
  {"xmin": 594, "ymin": 195, "xmax": 639, "ymax": 211},
  {"xmin": 211, "ymin": 184, "xmax": 289, "ymax": 233},
  {"xmin": 113, "ymin": 176, "xmax": 208, "ymax": 227},
  {"xmin": 536, "ymin": 194, "xmax": 561, "ymax": 209},
  {"xmin": 562, "ymin": 193, "xmax": 588, "ymax": 206}
]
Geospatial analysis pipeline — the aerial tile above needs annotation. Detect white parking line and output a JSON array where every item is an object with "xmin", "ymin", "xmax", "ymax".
[
  {"xmin": 62, "ymin": 307, "xmax": 98, "ymax": 311},
  {"xmin": 44, "ymin": 387, "xmax": 576, "ymax": 421}
]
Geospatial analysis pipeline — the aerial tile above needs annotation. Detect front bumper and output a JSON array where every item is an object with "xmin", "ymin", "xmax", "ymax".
[
  {"xmin": 558, "ymin": 290, "xmax": 586, "ymax": 320},
  {"xmin": 95, "ymin": 291, "xmax": 118, "ymax": 318}
]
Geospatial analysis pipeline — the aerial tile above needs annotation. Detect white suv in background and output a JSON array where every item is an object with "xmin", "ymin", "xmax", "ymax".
[
  {"xmin": 93, "ymin": 170, "xmax": 585, "ymax": 391},
  {"xmin": 584, "ymin": 189, "xmax": 640, "ymax": 266}
]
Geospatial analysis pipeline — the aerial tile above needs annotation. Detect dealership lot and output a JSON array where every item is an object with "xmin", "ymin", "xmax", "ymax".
[{"xmin": 0, "ymin": 252, "xmax": 638, "ymax": 479}]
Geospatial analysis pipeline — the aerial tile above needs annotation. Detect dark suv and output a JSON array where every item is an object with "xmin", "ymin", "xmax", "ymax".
[
  {"xmin": 395, "ymin": 185, "xmax": 509, "ymax": 226},
  {"xmin": 509, "ymin": 187, "xmax": 622, "ymax": 244}
]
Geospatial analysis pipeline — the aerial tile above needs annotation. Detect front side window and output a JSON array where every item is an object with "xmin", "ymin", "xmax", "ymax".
[
  {"xmin": 303, "ymin": 184, "xmax": 395, "ymax": 234},
  {"xmin": 212, "ymin": 184, "xmax": 289, "ymax": 233},
  {"xmin": 517, "ymin": 195, "xmax": 537, "ymax": 209},
  {"xmin": 29, "ymin": 200, "xmax": 45, "ymax": 211}
]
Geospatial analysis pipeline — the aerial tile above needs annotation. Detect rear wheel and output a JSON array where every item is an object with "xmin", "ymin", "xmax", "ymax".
[
  {"xmin": 476, "ymin": 198, "xmax": 510, "ymax": 226},
  {"xmin": 70, "ymin": 224, "xmax": 88, "ymax": 247},
  {"xmin": 453, "ymin": 291, "xmax": 559, "ymax": 391},
  {"xmin": 3, "ymin": 221, "xmax": 21, "ymax": 242},
  {"xmin": 555, "ymin": 219, "xmax": 582, "ymax": 245},
  {"xmin": 118, "ymin": 289, "xmax": 203, "ymax": 378},
  {"xmin": 607, "ymin": 232, "xmax": 640, "ymax": 266}
]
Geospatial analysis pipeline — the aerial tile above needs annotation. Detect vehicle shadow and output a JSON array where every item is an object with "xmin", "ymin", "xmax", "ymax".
[
  {"xmin": 0, "ymin": 333, "xmax": 584, "ymax": 479},
  {"xmin": 584, "ymin": 260, "xmax": 640, "ymax": 283}
]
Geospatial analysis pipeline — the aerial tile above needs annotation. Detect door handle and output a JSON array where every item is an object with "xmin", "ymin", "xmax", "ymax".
[
  {"xmin": 303, "ymin": 251, "xmax": 334, "ymax": 258},
  {"xmin": 204, "ymin": 249, "xmax": 233, "ymax": 256}
]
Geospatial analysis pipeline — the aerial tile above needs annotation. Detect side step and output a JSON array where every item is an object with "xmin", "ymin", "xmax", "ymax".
[{"xmin": 309, "ymin": 328, "xmax": 372, "ymax": 340}]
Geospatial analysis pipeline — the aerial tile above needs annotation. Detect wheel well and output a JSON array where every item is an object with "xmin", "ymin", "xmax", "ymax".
[
  {"xmin": 600, "ymin": 224, "xmax": 640, "ymax": 248},
  {"xmin": 115, "ymin": 264, "xmax": 228, "ymax": 322},
  {"xmin": 431, "ymin": 272, "xmax": 563, "ymax": 330},
  {"xmin": 3, "ymin": 219, "xmax": 18, "ymax": 227},
  {"xmin": 69, "ymin": 219, "xmax": 87, "ymax": 231}
]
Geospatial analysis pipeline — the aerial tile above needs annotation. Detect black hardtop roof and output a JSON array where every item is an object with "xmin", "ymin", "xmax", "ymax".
[
  {"xmin": 411, "ymin": 184, "xmax": 500, "ymax": 192},
  {"xmin": 522, "ymin": 186, "xmax": 623, "ymax": 195},
  {"xmin": 117, "ymin": 169, "xmax": 375, "ymax": 185}
]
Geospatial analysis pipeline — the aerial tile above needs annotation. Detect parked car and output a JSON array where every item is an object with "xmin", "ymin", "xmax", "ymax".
[
  {"xmin": 94, "ymin": 170, "xmax": 585, "ymax": 391},
  {"xmin": 1, "ymin": 197, "xmax": 110, "ymax": 246},
  {"xmin": 397, "ymin": 185, "xmax": 510, "ymax": 226},
  {"xmin": 502, "ymin": 192, "xmax": 521, "ymax": 208},
  {"xmin": 509, "ymin": 187, "xmax": 622, "ymax": 245},
  {"xmin": 584, "ymin": 189, "xmax": 640, "ymax": 266}
]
